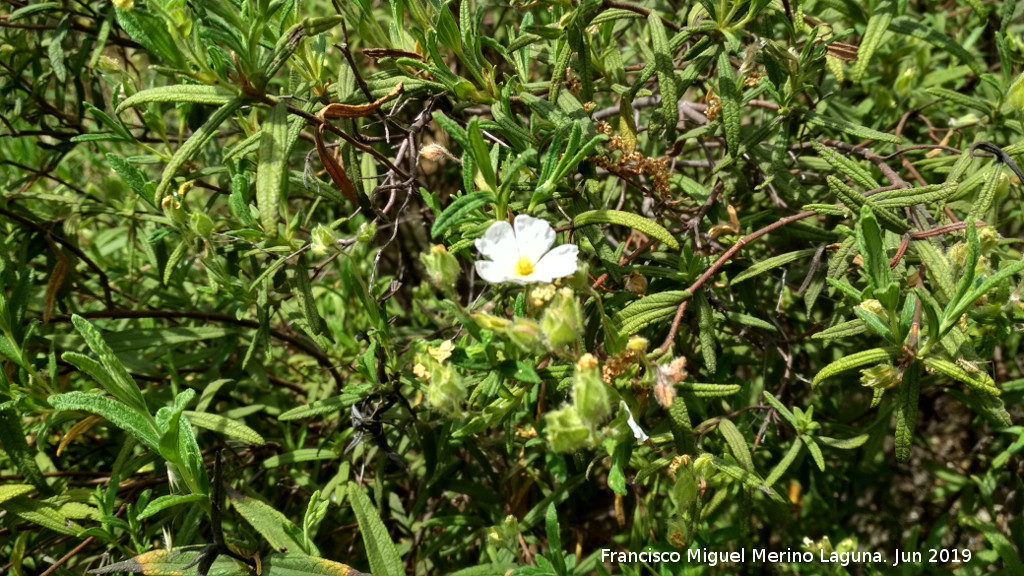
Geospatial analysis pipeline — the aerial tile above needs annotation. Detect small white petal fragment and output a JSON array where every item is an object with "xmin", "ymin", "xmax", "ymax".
[
  {"xmin": 474, "ymin": 215, "xmax": 578, "ymax": 285},
  {"xmin": 622, "ymin": 402, "xmax": 649, "ymax": 443}
]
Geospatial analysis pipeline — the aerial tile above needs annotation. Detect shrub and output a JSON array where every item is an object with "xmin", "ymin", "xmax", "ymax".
[{"xmin": 1, "ymin": 0, "xmax": 1023, "ymax": 574}]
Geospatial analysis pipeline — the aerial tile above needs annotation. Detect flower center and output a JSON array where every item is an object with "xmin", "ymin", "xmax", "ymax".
[{"xmin": 515, "ymin": 257, "xmax": 535, "ymax": 277}]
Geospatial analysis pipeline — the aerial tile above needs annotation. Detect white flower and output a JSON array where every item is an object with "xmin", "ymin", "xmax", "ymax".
[{"xmin": 475, "ymin": 215, "xmax": 578, "ymax": 285}]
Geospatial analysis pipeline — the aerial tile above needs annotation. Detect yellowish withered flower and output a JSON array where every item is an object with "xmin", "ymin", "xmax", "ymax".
[{"xmin": 428, "ymin": 341, "xmax": 454, "ymax": 363}]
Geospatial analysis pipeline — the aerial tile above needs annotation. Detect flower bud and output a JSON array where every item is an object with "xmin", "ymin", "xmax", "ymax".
[
  {"xmin": 473, "ymin": 312, "xmax": 510, "ymax": 332},
  {"xmin": 112, "ymin": 0, "xmax": 134, "ymax": 11},
  {"xmin": 545, "ymin": 405, "xmax": 595, "ymax": 452},
  {"xmin": 426, "ymin": 364, "xmax": 466, "ymax": 415},
  {"xmin": 420, "ymin": 245, "xmax": 461, "ymax": 291},
  {"xmin": 541, "ymin": 288, "xmax": 582, "ymax": 350},
  {"xmin": 311, "ymin": 225, "xmax": 336, "ymax": 256},
  {"xmin": 859, "ymin": 363, "xmax": 901, "ymax": 390},
  {"xmin": 505, "ymin": 317, "xmax": 542, "ymax": 351},
  {"xmin": 190, "ymin": 212, "xmax": 214, "ymax": 238},
  {"xmin": 357, "ymin": 221, "xmax": 376, "ymax": 244},
  {"xmin": 626, "ymin": 336, "xmax": 648, "ymax": 353},
  {"xmin": 573, "ymin": 354, "xmax": 613, "ymax": 426},
  {"xmin": 1009, "ymin": 72, "xmax": 1024, "ymax": 112},
  {"xmin": 857, "ymin": 299, "xmax": 886, "ymax": 318}
]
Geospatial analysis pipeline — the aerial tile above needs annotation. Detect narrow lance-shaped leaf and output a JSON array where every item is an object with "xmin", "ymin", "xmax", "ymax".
[
  {"xmin": 347, "ymin": 485, "xmax": 404, "ymax": 575},
  {"xmin": 231, "ymin": 490, "xmax": 315, "ymax": 555},
  {"xmin": 70, "ymin": 315, "xmax": 150, "ymax": 415},
  {"xmin": 717, "ymin": 49, "xmax": 740, "ymax": 157},
  {"xmin": 115, "ymin": 85, "xmax": 237, "ymax": 113},
  {"xmin": 257, "ymin": 103, "xmax": 291, "ymax": 238},
  {"xmin": 154, "ymin": 98, "xmax": 244, "ymax": 204},
  {"xmin": 574, "ymin": 210, "xmax": 680, "ymax": 250},
  {"xmin": 0, "ymin": 407, "xmax": 54, "ymax": 495},
  {"xmin": 49, "ymin": 392, "xmax": 161, "ymax": 452},
  {"xmin": 648, "ymin": 13, "xmax": 677, "ymax": 139},
  {"xmin": 894, "ymin": 362, "xmax": 921, "ymax": 463},
  {"xmin": 851, "ymin": 0, "xmax": 895, "ymax": 83},
  {"xmin": 812, "ymin": 348, "xmax": 895, "ymax": 388},
  {"xmin": 716, "ymin": 418, "xmax": 753, "ymax": 472}
]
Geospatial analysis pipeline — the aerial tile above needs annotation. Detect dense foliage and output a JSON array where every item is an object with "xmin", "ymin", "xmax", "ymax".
[{"xmin": 2, "ymin": 0, "xmax": 1024, "ymax": 574}]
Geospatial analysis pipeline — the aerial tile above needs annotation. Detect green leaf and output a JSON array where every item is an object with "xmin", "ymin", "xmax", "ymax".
[
  {"xmin": 49, "ymin": 392, "xmax": 160, "ymax": 452},
  {"xmin": 154, "ymin": 98, "xmax": 245, "ymax": 204},
  {"xmin": 573, "ymin": 210, "xmax": 679, "ymax": 250},
  {"xmin": 70, "ymin": 315, "xmax": 149, "ymax": 415},
  {"xmin": 765, "ymin": 438, "xmax": 802, "ymax": 487},
  {"xmin": 257, "ymin": 103, "xmax": 291, "ymax": 238},
  {"xmin": 895, "ymin": 362, "xmax": 921, "ymax": 463},
  {"xmin": 812, "ymin": 319, "xmax": 867, "ymax": 342},
  {"xmin": 850, "ymin": 0, "xmax": 894, "ymax": 83},
  {"xmin": 115, "ymin": 7, "xmax": 185, "ymax": 67},
  {"xmin": 695, "ymin": 291, "xmax": 717, "ymax": 373},
  {"xmin": 812, "ymin": 141, "xmax": 880, "ymax": 190},
  {"xmin": 921, "ymin": 358, "xmax": 998, "ymax": 395},
  {"xmin": 262, "ymin": 449, "xmax": 339, "ymax": 468},
  {"xmin": 0, "ymin": 407, "xmax": 53, "ymax": 495},
  {"xmin": 347, "ymin": 485, "xmax": 403, "ymax": 575},
  {"xmin": 232, "ymin": 492, "xmax": 314, "ymax": 555},
  {"xmin": 613, "ymin": 290, "xmax": 690, "ymax": 336},
  {"xmin": 804, "ymin": 437, "xmax": 825, "ymax": 471},
  {"xmin": 951, "ymin": 221, "xmax": 980, "ymax": 312},
  {"xmin": 761, "ymin": 391, "xmax": 797, "ymax": 428},
  {"xmin": 802, "ymin": 111, "xmax": 900, "ymax": 144},
  {"xmin": 608, "ymin": 440, "xmax": 630, "ymax": 496},
  {"xmin": 107, "ymin": 154, "xmax": 154, "ymax": 206},
  {"xmin": 857, "ymin": 204, "xmax": 896, "ymax": 302},
  {"xmin": 828, "ymin": 176, "xmax": 908, "ymax": 233},
  {"xmin": 88, "ymin": 549, "xmax": 249, "ymax": 575},
  {"xmin": 709, "ymin": 456, "xmax": 785, "ymax": 503},
  {"xmin": 261, "ymin": 554, "xmax": 371, "ymax": 576},
  {"xmin": 545, "ymin": 503, "xmax": 566, "ymax": 575},
  {"xmin": 731, "ymin": 248, "xmax": 817, "ymax": 285},
  {"xmin": 816, "ymin": 434, "xmax": 870, "ymax": 450},
  {"xmin": 812, "ymin": 348, "xmax": 895, "ymax": 388},
  {"xmin": 0, "ymin": 484, "xmax": 35, "ymax": 505},
  {"xmin": 889, "ymin": 17, "xmax": 984, "ymax": 75},
  {"xmin": 648, "ymin": 14, "xmax": 677, "ymax": 139},
  {"xmin": 925, "ymin": 87, "xmax": 991, "ymax": 115},
  {"xmin": 136, "ymin": 493, "xmax": 207, "ymax": 520},
  {"xmin": 467, "ymin": 118, "xmax": 498, "ymax": 192},
  {"xmin": 941, "ymin": 258, "xmax": 1024, "ymax": 337},
  {"xmin": 679, "ymin": 383, "xmax": 742, "ymax": 397},
  {"xmin": 717, "ymin": 49, "xmax": 740, "ymax": 156},
  {"xmin": 717, "ymin": 418, "xmax": 753, "ymax": 472},
  {"xmin": 959, "ymin": 517, "xmax": 1024, "ymax": 575},
  {"xmin": 114, "ymin": 85, "xmax": 237, "ymax": 113},
  {"xmin": 183, "ymin": 411, "xmax": 265, "ymax": 445},
  {"xmin": 432, "ymin": 191, "xmax": 496, "ymax": 238},
  {"xmin": 278, "ymin": 389, "xmax": 369, "ymax": 420}
]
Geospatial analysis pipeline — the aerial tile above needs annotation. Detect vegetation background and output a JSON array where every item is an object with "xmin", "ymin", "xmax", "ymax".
[{"xmin": 1, "ymin": 0, "xmax": 1023, "ymax": 574}]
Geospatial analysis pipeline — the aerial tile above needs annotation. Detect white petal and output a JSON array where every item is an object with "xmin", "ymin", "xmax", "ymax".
[
  {"xmin": 623, "ymin": 403, "xmax": 649, "ymax": 443},
  {"xmin": 475, "ymin": 220, "xmax": 517, "ymax": 262},
  {"xmin": 528, "ymin": 244, "xmax": 579, "ymax": 283},
  {"xmin": 512, "ymin": 215, "xmax": 556, "ymax": 263},
  {"xmin": 475, "ymin": 260, "xmax": 513, "ymax": 284}
]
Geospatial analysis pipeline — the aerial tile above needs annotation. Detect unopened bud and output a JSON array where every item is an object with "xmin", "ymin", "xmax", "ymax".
[
  {"xmin": 420, "ymin": 244, "xmax": 461, "ymax": 291},
  {"xmin": 311, "ymin": 225, "xmax": 336, "ymax": 256},
  {"xmin": 545, "ymin": 405, "xmax": 594, "ymax": 453},
  {"xmin": 541, "ymin": 288, "xmax": 582, "ymax": 349}
]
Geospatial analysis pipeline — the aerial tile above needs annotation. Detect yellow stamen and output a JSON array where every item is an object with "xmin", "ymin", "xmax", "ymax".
[{"xmin": 515, "ymin": 257, "xmax": 535, "ymax": 277}]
